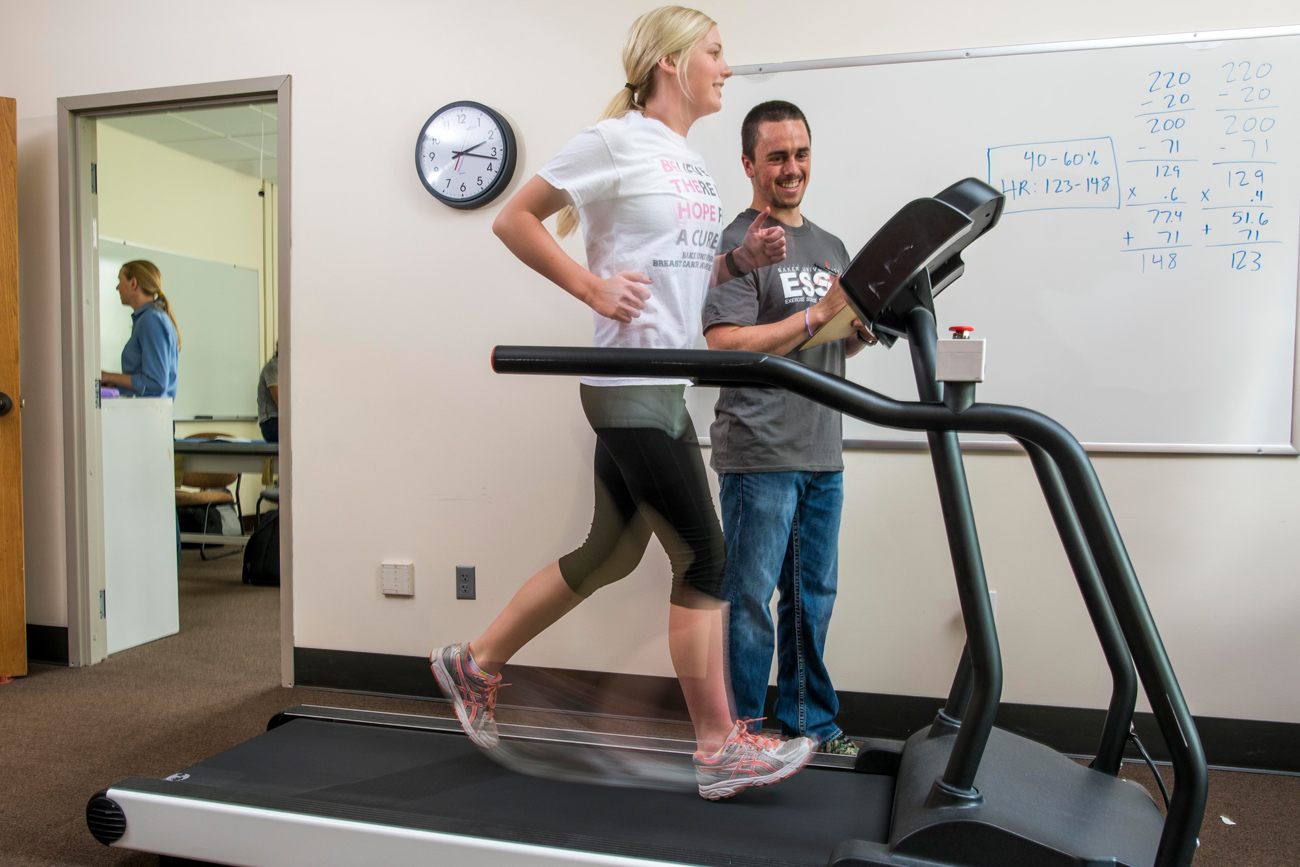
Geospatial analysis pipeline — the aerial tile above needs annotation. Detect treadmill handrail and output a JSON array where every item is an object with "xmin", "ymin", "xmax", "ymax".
[{"xmin": 492, "ymin": 345, "xmax": 1208, "ymax": 867}]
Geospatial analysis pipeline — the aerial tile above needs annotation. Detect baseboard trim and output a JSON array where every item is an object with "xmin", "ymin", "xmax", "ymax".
[
  {"xmin": 26, "ymin": 624, "xmax": 69, "ymax": 666},
  {"xmin": 293, "ymin": 646, "xmax": 1300, "ymax": 774}
]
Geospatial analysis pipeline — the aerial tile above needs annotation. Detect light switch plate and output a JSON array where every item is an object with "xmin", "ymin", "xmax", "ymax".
[{"xmin": 382, "ymin": 561, "xmax": 415, "ymax": 597}]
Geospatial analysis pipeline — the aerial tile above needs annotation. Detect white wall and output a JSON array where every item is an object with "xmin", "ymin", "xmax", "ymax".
[
  {"xmin": 97, "ymin": 124, "xmax": 265, "ymax": 289},
  {"xmin": 7, "ymin": 0, "xmax": 1300, "ymax": 724}
]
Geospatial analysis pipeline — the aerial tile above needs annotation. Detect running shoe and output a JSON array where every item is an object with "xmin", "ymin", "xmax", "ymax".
[
  {"xmin": 693, "ymin": 720, "xmax": 814, "ymax": 800},
  {"xmin": 430, "ymin": 643, "xmax": 502, "ymax": 750},
  {"xmin": 819, "ymin": 734, "xmax": 860, "ymax": 756}
]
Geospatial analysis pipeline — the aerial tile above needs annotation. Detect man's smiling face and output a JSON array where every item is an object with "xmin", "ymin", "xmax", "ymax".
[{"xmin": 743, "ymin": 119, "xmax": 812, "ymax": 212}]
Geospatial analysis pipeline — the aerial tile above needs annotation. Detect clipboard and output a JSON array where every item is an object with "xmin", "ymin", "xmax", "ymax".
[{"xmin": 798, "ymin": 264, "xmax": 878, "ymax": 351}]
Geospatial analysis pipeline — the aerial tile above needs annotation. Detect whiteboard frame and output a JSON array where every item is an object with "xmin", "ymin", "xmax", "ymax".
[
  {"xmin": 735, "ymin": 26, "xmax": 1300, "ymax": 76},
  {"xmin": 725, "ymin": 25, "xmax": 1300, "ymax": 456}
]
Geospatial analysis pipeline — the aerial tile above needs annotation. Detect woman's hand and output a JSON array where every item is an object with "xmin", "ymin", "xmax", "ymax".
[
  {"xmin": 100, "ymin": 371, "xmax": 133, "ymax": 390},
  {"xmin": 584, "ymin": 271, "xmax": 652, "ymax": 323},
  {"xmin": 732, "ymin": 207, "xmax": 787, "ymax": 272}
]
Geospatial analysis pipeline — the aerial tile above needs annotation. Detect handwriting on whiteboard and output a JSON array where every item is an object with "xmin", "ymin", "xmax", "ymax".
[
  {"xmin": 986, "ymin": 58, "xmax": 1283, "ymax": 275},
  {"xmin": 987, "ymin": 137, "xmax": 1119, "ymax": 213}
]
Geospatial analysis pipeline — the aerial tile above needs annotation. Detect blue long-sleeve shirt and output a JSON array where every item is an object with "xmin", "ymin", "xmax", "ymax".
[{"xmin": 121, "ymin": 301, "xmax": 178, "ymax": 398}]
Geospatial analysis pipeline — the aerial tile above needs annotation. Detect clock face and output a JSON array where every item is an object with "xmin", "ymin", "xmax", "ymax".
[{"xmin": 416, "ymin": 101, "xmax": 517, "ymax": 209}]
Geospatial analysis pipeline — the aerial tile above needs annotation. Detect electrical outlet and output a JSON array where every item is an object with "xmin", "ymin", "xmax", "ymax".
[{"xmin": 456, "ymin": 566, "xmax": 476, "ymax": 600}]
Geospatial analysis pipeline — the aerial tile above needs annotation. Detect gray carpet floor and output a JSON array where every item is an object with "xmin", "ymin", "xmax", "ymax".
[{"xmin": 1, "ymin": 550, "xmax": 1295, "ymax": 866}]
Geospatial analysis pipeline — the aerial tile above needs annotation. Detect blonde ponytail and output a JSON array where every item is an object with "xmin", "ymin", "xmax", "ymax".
[
  {"xmin": 556, "ymin": 5, "xmax": 716, "ymax": 238},
  {"xmin": 121, "ymin": 259, "xmax": 182, "ymax": 349}
]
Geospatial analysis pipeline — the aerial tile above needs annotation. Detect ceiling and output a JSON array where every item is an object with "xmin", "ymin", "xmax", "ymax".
[{"xmin": 101, "ymin": 102, "xmax": 277, "ymax": 183}]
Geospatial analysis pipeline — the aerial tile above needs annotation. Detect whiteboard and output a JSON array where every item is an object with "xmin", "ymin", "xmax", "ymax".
[
  {"xmin": 100, "ymin": 238, "xmax": 261, "ymax": 420},
  {"xmin": 686, "ymin": 29, "xmax": 1300, "ymax": 453}
]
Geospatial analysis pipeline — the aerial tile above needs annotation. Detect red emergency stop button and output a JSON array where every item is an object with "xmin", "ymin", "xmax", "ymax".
[{"xmin": 949, "ymin": 326, "xmax": 975, "ymax": 338}]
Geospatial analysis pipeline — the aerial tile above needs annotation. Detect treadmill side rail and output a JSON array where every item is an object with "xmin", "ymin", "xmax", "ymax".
[{"xmin": 106, "ymin": 784, "xmax": 704, "ymax": 867}]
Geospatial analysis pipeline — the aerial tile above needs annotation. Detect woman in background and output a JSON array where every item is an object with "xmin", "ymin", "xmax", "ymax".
[{"xmin": 100, "ymin": 259, "xmax": 180, "ymax": 399}]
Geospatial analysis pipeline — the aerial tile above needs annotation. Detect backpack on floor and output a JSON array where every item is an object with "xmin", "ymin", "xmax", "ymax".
[{"xmin": 242, "ymin": 511, "xmax": 280, "ymax": 586}]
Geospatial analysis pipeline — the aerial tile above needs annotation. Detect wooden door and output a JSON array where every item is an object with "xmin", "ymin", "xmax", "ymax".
[{"xmin": 0, "ymin": 96, "xmax": 25, "ymax": 680}]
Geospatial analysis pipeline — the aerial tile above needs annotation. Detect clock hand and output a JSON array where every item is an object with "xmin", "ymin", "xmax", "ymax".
[
  {"xmin": 453, "ymin": 140, "xmax": 487, "ymax": 171},
  {"xmin": 452, "ymin": 140, "xmax": 488, "ymax": 157},
  {"xmin": 449, "ymin": 151, "xmax": 498, "ymax": 160}
]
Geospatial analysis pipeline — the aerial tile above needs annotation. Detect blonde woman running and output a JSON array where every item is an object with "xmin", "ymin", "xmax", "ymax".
[{"xmin": 432, "ymin": 6, "xmax": 813, "ymax": 800}]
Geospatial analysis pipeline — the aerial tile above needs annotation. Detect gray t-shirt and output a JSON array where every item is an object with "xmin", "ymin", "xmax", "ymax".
[
  {"xmin": 257, "ymin": 354, "xmax": 278, "ymax": 424},
  {"xmin": 702, "ymin": 210, "xmax": 851, "ymax": 473}
]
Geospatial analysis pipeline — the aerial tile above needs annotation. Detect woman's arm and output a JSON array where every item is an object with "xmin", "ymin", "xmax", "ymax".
[
  {"xmin": 492, "ymin": 176, "xmax": 653, "ymax": 323},
  {"xmin": 100, "ymin": 371, "xmax": 134, "ymax": 390}
]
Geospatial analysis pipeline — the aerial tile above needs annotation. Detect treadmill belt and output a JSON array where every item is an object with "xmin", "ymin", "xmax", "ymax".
[{"xmin": 170, "ymin": 718, "xmax": 893, "ymax": 867}]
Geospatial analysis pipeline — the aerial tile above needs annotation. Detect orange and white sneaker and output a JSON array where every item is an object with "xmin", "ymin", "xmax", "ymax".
[
  {"xmin": 693, "ymin": 720, "xmax": 814, "ymax": 800},
  {"xmin": 430, "ymin": 643, "xmax": 502, "ymax": 750}
]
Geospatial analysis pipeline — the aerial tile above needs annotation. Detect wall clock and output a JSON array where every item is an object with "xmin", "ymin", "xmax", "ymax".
[{"xmin": 415, "ymin": 101, "xmax": 517, "ymax": 209}]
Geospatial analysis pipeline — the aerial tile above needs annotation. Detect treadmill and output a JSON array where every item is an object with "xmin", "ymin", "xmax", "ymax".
[{"xmin": 87, "ymin": 179, "xmax": 1208, "ymax": 867}]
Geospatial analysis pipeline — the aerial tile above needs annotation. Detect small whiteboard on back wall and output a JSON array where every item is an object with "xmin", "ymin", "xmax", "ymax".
[
  {"xmin": 100, "ymin": 238, "xmax": 261, "ymax": 420},
  {"xmin": 685, "ymin": 27, "xmax": 1300, "ymax": 454}
]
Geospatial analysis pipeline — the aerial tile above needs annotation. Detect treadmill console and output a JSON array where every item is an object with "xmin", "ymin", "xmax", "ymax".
[{"xmin": 839, "ymin": 178, "xmax": 1003, "ymax": 348}]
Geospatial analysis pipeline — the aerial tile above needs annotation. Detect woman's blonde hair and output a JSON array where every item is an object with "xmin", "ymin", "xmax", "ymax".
[
  {"xmin": 121, "ymin": 259, "xmax": 182, "ymax": 349},
  {"xmin": 556, "ymin": 5, "xmax": 716, "ymax": 238}
]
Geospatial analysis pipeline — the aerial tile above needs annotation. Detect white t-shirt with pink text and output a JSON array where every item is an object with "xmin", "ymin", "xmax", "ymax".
[{"xmin": 539, "ymin": 111, "xmax": 725, "ymax": 386}]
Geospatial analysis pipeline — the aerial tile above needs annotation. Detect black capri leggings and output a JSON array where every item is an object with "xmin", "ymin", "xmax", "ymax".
[{"xmin": 558, "ymin": 423, "xmax": 726, "ymax": 607}]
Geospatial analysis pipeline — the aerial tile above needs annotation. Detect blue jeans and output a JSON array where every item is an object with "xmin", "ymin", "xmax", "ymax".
[
  {"xmin": 719, "ymin": 471, "xmax": 844, "ymax": 742},
  {"xmin": 259, "ymin": 417, "xmax": 279, "ymax": 443}
]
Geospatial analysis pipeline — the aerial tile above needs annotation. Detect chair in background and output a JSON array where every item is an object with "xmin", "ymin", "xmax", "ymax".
[
  {"xmin": 176, "ymin": 472, "xmax": 243, "ymax": 560},
  {"xmin": 175, "ymin": 431, "xmax": 244, "ymax": 561},
  {"xmin": 255, "ymin": 486, "xmax": 279, "ymax": 525}
]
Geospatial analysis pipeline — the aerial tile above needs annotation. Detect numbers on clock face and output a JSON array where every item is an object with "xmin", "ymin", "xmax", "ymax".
[{"xmin": 419, "ymin": 106, "xmax": 505, "ymax": 201}]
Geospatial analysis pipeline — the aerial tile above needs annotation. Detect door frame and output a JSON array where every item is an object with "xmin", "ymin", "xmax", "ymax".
[{"xmin": 57, "ymin": 76, "xmax": 294, "ymax": 682}]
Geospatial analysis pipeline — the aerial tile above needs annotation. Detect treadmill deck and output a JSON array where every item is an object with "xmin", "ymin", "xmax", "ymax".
[{"xmin": 110, "ymin": 707, "xmax": 894, "ymax": 867}]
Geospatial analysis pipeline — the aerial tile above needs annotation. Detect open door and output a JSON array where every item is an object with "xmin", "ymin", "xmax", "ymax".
[
  {"xmin": 58, "ymin": 76, "xmax": 292, "ymax": 675},
  {"xmin": 1, "ymin": 95, "xmax": 25, "ymax": 681}
]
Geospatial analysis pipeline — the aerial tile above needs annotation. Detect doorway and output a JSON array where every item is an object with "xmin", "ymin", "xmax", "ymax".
[{"xmin": 57, "ymin": 77, "xmax": 294, "ymax": 681}]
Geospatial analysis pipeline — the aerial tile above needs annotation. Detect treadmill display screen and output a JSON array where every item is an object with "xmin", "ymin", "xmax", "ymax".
[{"xmin": 840, "ymin": 198, "xmax": 974, "ymax": 322}]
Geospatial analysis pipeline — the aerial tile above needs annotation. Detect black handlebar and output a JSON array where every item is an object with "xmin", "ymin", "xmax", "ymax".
[{"xmin": 492, "ymin": 344, "xmax": 1208, "ymax": 867}]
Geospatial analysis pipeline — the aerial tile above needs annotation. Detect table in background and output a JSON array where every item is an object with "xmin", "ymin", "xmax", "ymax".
[{"xmin": 174, "ymin": 439, "xmax": 279, "ymax": 548}]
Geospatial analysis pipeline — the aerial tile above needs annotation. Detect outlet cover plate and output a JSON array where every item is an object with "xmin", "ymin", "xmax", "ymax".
[{"xmin": 456, "ymin": 566, "xmax": 475, "ymax": 600}]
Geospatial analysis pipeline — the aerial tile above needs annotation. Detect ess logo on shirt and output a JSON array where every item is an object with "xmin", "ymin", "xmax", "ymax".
[{"xmin": 780, "ymin": 267, "xmax": 836, "ymax": 302}]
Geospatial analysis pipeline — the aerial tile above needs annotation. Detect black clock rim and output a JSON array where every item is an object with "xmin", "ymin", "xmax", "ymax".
[{"xmin": 415, "ymin": 100, "xmax": 518, "ymax": 210}]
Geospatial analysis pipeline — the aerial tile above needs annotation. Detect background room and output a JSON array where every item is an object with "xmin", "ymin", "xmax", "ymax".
[
  {"xmin": 93, "ymin": 100, "xmax": 281, "ymax": 660},
  {"xmin": 98, "ymin": 101, "xmax": 279, "ymax": 459}
]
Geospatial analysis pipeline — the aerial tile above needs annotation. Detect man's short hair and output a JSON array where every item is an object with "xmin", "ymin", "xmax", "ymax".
[{"xmin": 741, "ymin": 100, "xmax": 811, "ymax": 161}]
